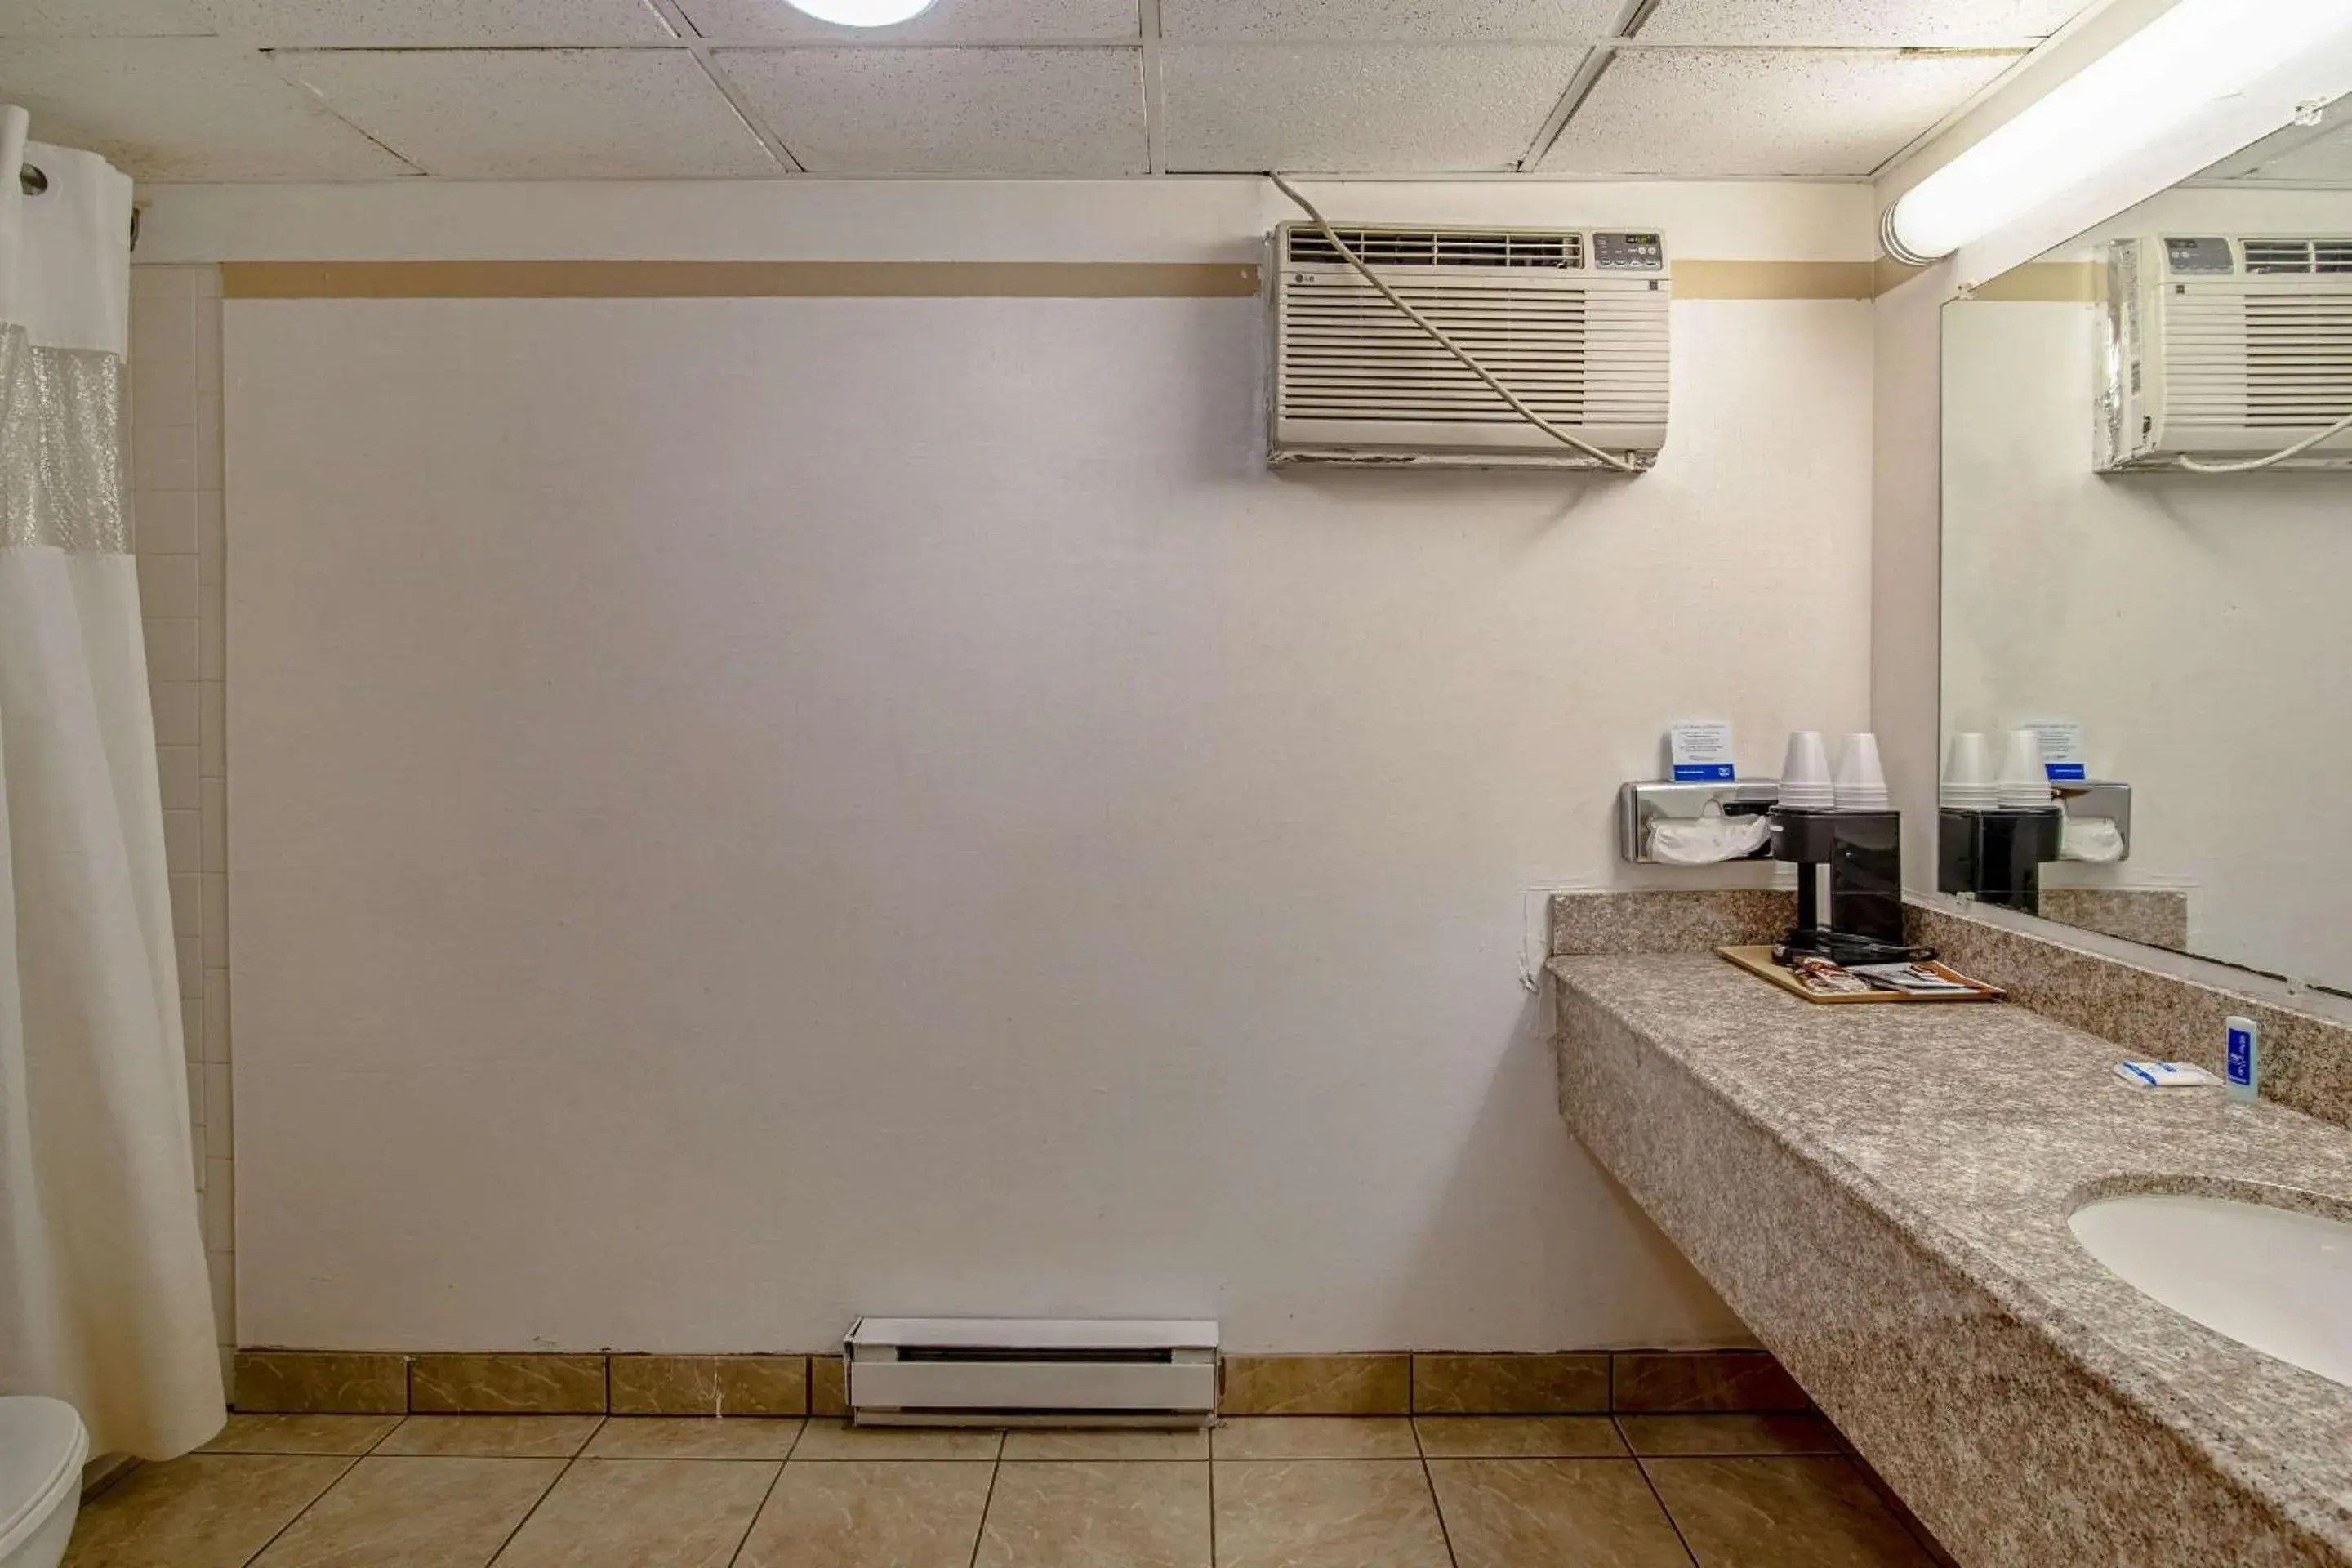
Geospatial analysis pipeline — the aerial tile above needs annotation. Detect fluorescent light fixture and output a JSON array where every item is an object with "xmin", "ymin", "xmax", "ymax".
[
  {"xmin": 1882, "ymin": 0, "xmax": 2352, "ymax": 265},
  {"xmin": 783, "ymin": 0, "xmax": 937, "ymax": 24}
]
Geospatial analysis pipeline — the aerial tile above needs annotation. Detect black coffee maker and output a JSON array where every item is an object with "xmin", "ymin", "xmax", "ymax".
[{"xmin": 1770, "ymin": 806, "xmax": 1912, "ymax": 964}]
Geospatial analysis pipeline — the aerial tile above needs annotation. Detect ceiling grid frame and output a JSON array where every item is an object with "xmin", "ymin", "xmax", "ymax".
[
  {"xmin": 1140, "ymin": 0, "xmax": 1165, "ymax": 175},
  {"xmin": 0, "ymin": 0, "xmax": 2106, "ymax": 182},
  {"xmin": 643, "ymin": 0, "xmax": 806, "ymax": 172},
  {"xmin": 1515, "ymin": 0, "xmax": 1651, "ymax": 173}
]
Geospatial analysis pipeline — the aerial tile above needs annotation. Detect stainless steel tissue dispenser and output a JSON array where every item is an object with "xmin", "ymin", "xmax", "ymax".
[{"xmin": 1618, "ymin": 779, "xmax": 1780, "ymax": 863}]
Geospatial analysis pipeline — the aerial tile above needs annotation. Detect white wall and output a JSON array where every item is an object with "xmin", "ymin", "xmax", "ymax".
[
  {"xmin": 212, "ymin": 181, "xmax": 1875, "ymax": 1354},
  {"xmin": 1942, "ymin": 297, "xmax": 2352, "ymax": 989}
]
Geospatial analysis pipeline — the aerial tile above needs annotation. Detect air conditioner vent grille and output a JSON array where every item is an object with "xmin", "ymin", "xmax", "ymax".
[
  {"xmin": 2243, "ymin": 238, "xmax": 2352, "ymax": 274},
  {"xmin": 1271, "ymin": 223, "xmax": 1668, "ymax": 468},
  {"xmin": 1284, "ymin": 227, "xmax": 1584, "ymax": 270}
]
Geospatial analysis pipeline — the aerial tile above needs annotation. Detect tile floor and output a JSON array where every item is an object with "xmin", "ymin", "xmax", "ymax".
[{"xmin": 67, "ymin": 1412, "xmax": 1943, "ymax": 1567}]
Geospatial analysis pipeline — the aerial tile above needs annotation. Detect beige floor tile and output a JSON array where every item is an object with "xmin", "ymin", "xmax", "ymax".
[
  {"xmin": 199, "ymin": 1414, "xmax": 402, "ymax": 1455},
  {"xmin": 1617, "ymin": 1414, "xmax": 1844, "ymax": 1458},
  {"xmin": 1211, "ymin": 1418, "xmax": 1416, "ymax": 1460},
  {"xmin": 64, "ymin": 1454, "xmax": 351, "ymax": 1568},
  {"xmin": 1211, "ymin": 1460, "xmax": 1451, "ymax": 1568},
  {"xmin": 584, "ymin": 1417, "xmax": 804, "ymax": 1460},
  {"xmin": 1644, "ymin": 1457, "xmax": 1935, "ymax": 1566},
  {"xmin": 492, "ymin": 1459, "xmax": 779, "ymax": 1567},
  {"xmin": 249, "ymin": 1455, "xmax": 565, "ymax": 1568},
  {"xmin": 1002, "ymin": 1428, "xmax": 1211, "ymax": 1461},
  {"xmin": 1428, "ymin": 1458, "xmax": 1691, "ymax": 1568},
  {"xmin": 975, "ymin": 1461, "xmax": 1209, "ymax": 1568},
  {"xmin": 736, "ymin": 1460, "xmax": 993, "ymax": 1568},
  {"xmin": 789, "ymin": 1419, "xmax": 1001, "ymax": 1461},
  {"xmin": 376, "ymin": 1415, "xmax": 605, "ymax": 1459},
  {"xmin": 1414, "ymin": 1415, "xmax": 1626, "ymax": 1459}
]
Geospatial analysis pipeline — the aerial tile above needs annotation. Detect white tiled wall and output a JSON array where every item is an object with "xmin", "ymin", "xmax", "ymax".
[{"xmin": 128, "ymin": 264, "xmax": 232, "ymax": 1383}]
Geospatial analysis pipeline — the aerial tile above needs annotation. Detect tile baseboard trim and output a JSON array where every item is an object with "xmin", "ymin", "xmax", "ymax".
[{"xmin": 234, "ymin": 1348, "xmax": 1806, "ymax": 1417}]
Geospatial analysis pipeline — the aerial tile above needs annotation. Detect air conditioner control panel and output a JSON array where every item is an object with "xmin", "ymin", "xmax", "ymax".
[{"xmin": 1594, "ymin": 231, "xmax": 1666, "ymax": 271}]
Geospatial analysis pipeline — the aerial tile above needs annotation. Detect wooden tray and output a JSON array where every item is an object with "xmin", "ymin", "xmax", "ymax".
[{"xmin": 1717, "ymin": 946, "xmax": 2006, "ymax": 1004}]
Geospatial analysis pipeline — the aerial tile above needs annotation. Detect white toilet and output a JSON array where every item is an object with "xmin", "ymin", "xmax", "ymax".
[{"xmin": 0, "ymin": 1398, "xmax": 87, "ymax": 1568}]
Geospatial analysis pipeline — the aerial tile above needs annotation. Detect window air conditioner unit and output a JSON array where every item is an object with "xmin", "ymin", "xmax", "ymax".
[
  {"xmin": 2099, "ymin": 234, "xmax": 2352, "ymax": 472},
  {"xmin": 844, "ymin": 1317, "xmax": 1219, "ymax": 1428},
  {"xmin": 1269, "ymin": 222, "xmax": 1670, "ymax": 470}
]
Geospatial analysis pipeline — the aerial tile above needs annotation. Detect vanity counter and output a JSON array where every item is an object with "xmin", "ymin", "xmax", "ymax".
[{"xmin": 1551, "ymin": 953, "xmax": 2352, "ymax": 1567}]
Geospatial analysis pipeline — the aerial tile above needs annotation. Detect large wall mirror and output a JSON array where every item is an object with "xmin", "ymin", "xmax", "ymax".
[{"xmin": 1940, "ymin": 101, "xmax": 2352, "ymax": 1000}]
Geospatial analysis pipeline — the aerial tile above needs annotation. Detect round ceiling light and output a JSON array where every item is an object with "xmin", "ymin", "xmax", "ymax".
[{"xmin": 782, "ymin": 0, "xmax": 938, "ymax": 24}]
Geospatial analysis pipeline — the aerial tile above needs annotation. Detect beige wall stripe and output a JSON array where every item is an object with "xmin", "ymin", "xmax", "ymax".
[
  {"xmin": 1965, "ymin": 261, "xmax": 2105, "ymax": 304},
  {"xmin": 225, "ymin": 258, "xmax": 1880, "ymax": 302},
  {"xmin": 223, "ymin": 260, "xmax": 1263, "ymax": 300},
  {"xmin": 1674, "ymin": 261, "xmax": 1878, "ymax": 300}
]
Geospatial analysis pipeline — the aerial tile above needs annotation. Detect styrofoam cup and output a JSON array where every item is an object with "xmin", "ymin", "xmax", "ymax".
[
  {"xmin": 1782, "ymin": 731, "xmax": 1832, "ymax": 791},
  {"xmin": 1834, "ymin": 733, "xmax": 1886, "ymax": 809}
]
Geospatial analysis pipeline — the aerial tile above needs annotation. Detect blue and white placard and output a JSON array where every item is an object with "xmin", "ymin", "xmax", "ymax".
[{"xmin": 1668, "ymin": 721, "xmax": 1737, "ymax": 783}]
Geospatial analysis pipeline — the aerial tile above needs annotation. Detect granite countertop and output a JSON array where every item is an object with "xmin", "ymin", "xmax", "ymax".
[{"xmin": 1550, "ymin": 953, "xmax": 2352, "ymax": 1557}]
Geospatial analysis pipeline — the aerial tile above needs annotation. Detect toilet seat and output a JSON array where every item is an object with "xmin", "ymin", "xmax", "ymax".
[{"xmin": 0, "ymin": 1398, "xmax": 86, "ymax": 1558}]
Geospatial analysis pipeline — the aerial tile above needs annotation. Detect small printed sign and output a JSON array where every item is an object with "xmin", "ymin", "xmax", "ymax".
[
  {"xmin": 1668, "ymin": 721, "xmax": 1736, "ymax": 783},
  {"xmin": 2025, "ymin": 720, "xmax": 2088, "ymax": 783}
]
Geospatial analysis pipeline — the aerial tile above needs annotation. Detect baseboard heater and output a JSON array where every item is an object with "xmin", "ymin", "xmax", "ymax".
[{"xmin": 845, "ymin": 1317, "xmax": 1220, "ymax": 1428}]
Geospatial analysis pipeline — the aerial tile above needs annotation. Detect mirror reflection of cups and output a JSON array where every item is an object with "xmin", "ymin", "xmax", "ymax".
[
  {"xmin": 1942, "ymin": 731, "xmax": 1997, "ymax": 809},
  {"xmin": 1998, "ymin": 728, "xmax": 2051, "ymax": 808}
]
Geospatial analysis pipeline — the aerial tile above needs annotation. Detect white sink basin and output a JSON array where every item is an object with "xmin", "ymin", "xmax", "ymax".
[{"xmin": 2069, "ymin": 1192, "xmax": 2352, "ymax": 1389}]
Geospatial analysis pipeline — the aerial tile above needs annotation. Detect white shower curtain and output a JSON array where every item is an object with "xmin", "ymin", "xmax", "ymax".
[{"xmin": 0, "ymin": 107, "xmax": 224, "ymax": 1459}]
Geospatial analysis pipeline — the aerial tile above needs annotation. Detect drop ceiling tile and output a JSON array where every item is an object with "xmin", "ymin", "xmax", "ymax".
[
  {"xmin": 1163, "ymin": 43, "xmax": 1586, "ymax": 172},
  {"xmin": 1541, "ymin": 47, "xmax": 2019, "ymax": 176},
  {"xmin": 1637, "ymin": 0, "xmax": 2094, "ymax": 47},
  {"xmin": 192, "ymin": 0, "xmax": 675, "ymax": 45},
  {"xmin": 678, "ymin": 0, "xmax": 1136, "ymax": 42},
  {"xmin": 718, "ymin": 46, "xmax": 1144, "ymax": 174},
  {"xmin": 274, "ymin": 49, "xmax": 780, "ymax": 177},
  {"xmin": 0, "ymin": 37, "xmax": 414, "ymax": 178},
  {"xmin": 2239, "ymin": 139, "xmax": 2352, "ymax": 187},
  {"xmin": 1162, "ymin": 0, "xmax": 1614, "ymax": 42},
  {"xmin": 0, "ymin": 0, "xmax": 211, "ymax": 36}
]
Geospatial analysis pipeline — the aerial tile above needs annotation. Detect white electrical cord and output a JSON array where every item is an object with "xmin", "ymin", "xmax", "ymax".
[
  {"xmin": 2176, "ymin": 406, "xmax": 2352, "ymax": 473},
  {"xmin": 1267, "ymin": 172, "xmax": 1644, "ymax": 474}
]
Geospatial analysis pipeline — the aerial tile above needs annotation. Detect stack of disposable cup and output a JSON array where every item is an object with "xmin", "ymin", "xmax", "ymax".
[
  {"xmin": 1998, "ymin": 728, "xmax": 2052, "ymax": 809},
  {"xmin": 1779, "ymin": 731, "xmax": 1835, "ymax": 809},
  {"xmin": 1941, "ymin": 732, "xmax": 1998, "ymax": 811},
  {"xmin": 1834, "ymin": 733, "xmax": 1889, "ymax": 811}
]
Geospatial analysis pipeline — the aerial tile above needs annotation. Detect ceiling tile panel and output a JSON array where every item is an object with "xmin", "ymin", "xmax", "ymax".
[
  {"xmin": 679, "ymin": 0, "xmax": 1136, "ymax": 42},
  {"xmin": 0, "ymin": 0, "xmax": 211, "ymax": 37},
  {"xmin": 274, "ymin": 49, "xmax": 781, "ymax": 177},
  {"xmin": 1637, "ymin": 0, "xmax": 2095, "ymax": 47},
  {"xmin": 1161, "ymin": 0, "xmax": 1614, "ymax": 42},
  {"xmin": 1541, "ymin": 47, "xmax": 2019, "ymax": 176},
  {"xmin": 2234, "ymin": 123, "xmax": 2352, "ymax": 188},
  {"xmin": 719, "ymin": 46, "xmax": 1145, "ymax": 174},
  {"xmin": 0, "ymin": 37, "xmax": 415, "ymax": 177},
  {"xmin": 192, "ymin": 0, "xmax": 675, "ymax": 47},
  {"xmin": 1163, "ymin": 42, "xmax": 1586, "ymax": 172}
]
